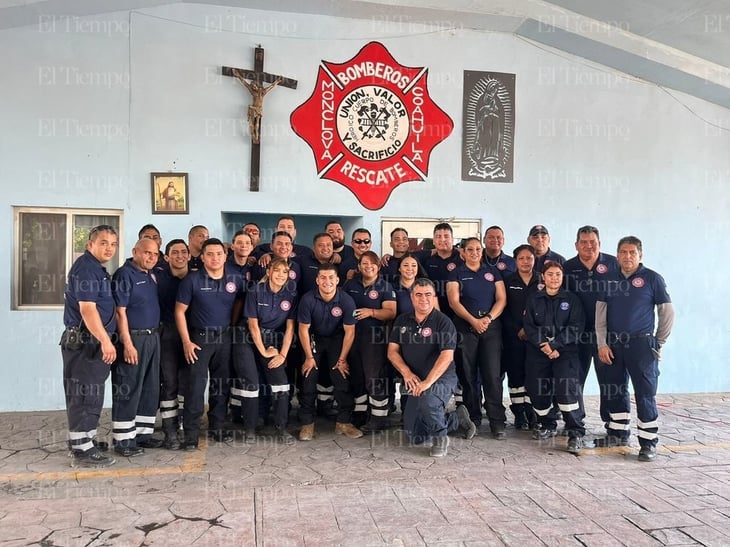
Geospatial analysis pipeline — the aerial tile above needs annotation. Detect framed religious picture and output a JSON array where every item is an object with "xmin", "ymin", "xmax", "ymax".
[{"xmin": 151, "ymin": 172, "xmax": 188, "ymax": 214}]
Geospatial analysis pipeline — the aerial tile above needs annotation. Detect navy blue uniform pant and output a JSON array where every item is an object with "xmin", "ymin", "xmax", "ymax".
[
  {"xmin": 404, "ymin": 374, "xmax": 459, "ymax": 444},
  {"xmin": 602, "ymin": 335, "xmax": 659, "ymax": 448},
  {"xmin": 183, "ymin": 328, "xmax": 232, "ymax": 443},
  {"xmin": 159, "ymin": 322, "xmax": 188, "ymax": 433},
  {"xmin": 111, "ymin": 332, "xmax": 160, "ymax": 448},
  {"xmin": 232, "ymin": 328, "xmax": 290, "ymax": 430},
  {"xmin": 299, "ymin": 333, "xmax": 355, "ymax": 425},
  {"xmin": 61, "ymin": 333, "xmax": 110, "ymax": 453},
  {"xmin": 525, "ymin": 349, "xmax": 586, "ymax": 437},
  {"xmin": 454, "ymin": 317, "xmax": 506, "ymax": 428},
  {"xmin": 348, "ymin": 327, "xmax": 390, "ymax": 424}
]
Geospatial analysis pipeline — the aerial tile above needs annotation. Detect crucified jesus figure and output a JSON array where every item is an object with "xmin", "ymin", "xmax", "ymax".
[{"xmin": 232, "ymin": 68, "xmax": 283, "ymax": 144}]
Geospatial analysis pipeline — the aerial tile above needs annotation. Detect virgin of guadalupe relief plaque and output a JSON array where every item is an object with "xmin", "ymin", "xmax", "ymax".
[
  {"xmin": 462, "ymin": 71, "xmax": 515, "ymax": 182},
  {"xmin": 291, "ymin": 41, "xmax": 453, "ymax": 210}
]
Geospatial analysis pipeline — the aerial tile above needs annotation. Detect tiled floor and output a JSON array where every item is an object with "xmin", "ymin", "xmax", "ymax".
[{"xmin": 1, "ymin": 393, "xmax": 729, "ymax": 546}]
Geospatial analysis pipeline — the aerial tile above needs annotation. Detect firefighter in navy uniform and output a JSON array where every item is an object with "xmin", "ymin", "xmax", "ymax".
[
  {"xmin": 482, "ymin": 226, "xmax": 516, "ymax": 277},
  {"xmin": 527, "ymin": 225, "xmax": 566, "ymax": 271},
  {"xmin": 501, "ymin": 244, "xmax": 540, "ymax": 430},
  {"xmin": 596, "ymin": 236, "xmax": 674, "ymax": 462},
  {"xmin": 563, "ymin": 226, "xmax": 621, "ymax": 435},
  {"xmin": 175, "ymin": 238, "xmax": 244, "ymax": 450},
  {"xmin": 342, "ymin": 251, "xmax": 397, "ymax": 432},
  {"xmin": 156, "ymin": 239, "xmax": 190, "ymax": 450},
  {"xmin": 524, "ymin": 261, "xmax": 587, "ymax": 454},
  {"xmin": 111, "ymin": 238, "xmax": 164, "ymax": 457},
  {"xmin": 446, "ymin": 237, "xmax": 507, "ymax": 438},
  {"xmin": 61, "ymin": 224, "xmax": 118, "ymax": 468},
  {"xmin": 243, "ymin": 257, "xmax": 299, "ymax": 442},
  {"xmin": 297, "ymin": 263, "xmax": 363, "ymax": 440},
  {"xmin": 388, "ymin": 278, "xmax": 476, "ymax": 457}
]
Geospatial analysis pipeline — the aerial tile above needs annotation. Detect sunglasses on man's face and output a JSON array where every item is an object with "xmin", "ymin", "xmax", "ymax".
[{"xmin": 353, "ymin": 239, "xmax": 371, "ymax": 245}]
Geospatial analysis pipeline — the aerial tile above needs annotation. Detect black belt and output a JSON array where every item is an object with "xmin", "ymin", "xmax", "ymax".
[{"xmin": 129, "ymin": 328, "xmax": 159, "ymax": 335}]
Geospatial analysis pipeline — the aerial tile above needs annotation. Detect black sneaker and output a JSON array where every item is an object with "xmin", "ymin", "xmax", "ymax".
[
  {"xmin": 114, "ymin": 446, "xmax": 145, "ymax": 457},
  {"xmin": 491, "ymin": 424, "xmax": 507, "ymax": 440},
  {"xmin": 456, "ymin": 405, "xmax": 477, "ymax": 439},
  {"xmin": 594, "ymin": 435, "xmax": 630, "ymax": 448},
  {"xmin": 567, "ymin": 436, "xmax": 584, "ymax": 454},
  {"xmin": 532, "ymin": 427, "xmax": 557, "ymax": 440},
  {"xmin": 162, "ymin": 434, "xmax": 181, "ymax": 451},
  {"xmin": 274, "ymin": 426, "xmax": 295, "ymax": 443},
  {"xmin": 638, "ymin": 445, "xmax": 657, "ymax": 462},
  {"xmin": 183, "ymin": 441, "xmax": 198, "ymax": 452},
  {"xmin": 93, "ymin": 439, "xmax": 110, "ymax": 451},
  {"xmin": 360, "ymin": 419, "xmax": 387, "ymax": 434},
  {"xmin": 137, "ymin": 437, "xmax": 165, "ymax": 449},
  {"xmin": 72, "ymin": 448, "xmax": 116, "ymax": 468},
  {"xmin": 207, "ymin": 430, "xmax": 233, "ymax": 443}
]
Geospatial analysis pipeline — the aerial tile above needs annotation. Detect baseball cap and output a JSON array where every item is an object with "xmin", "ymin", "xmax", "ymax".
[{"xmin": 529, "ymin": 225, "xmax": 549, "ymax": 236}]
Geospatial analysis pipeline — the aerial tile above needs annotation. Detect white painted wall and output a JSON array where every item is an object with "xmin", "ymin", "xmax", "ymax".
[{"xmin": 1, "ymin": 4, "xmax": 728, "ymax": 411}]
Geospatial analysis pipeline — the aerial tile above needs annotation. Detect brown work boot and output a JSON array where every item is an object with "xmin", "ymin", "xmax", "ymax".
[
  {"xmin": 335, "ymin": 422, "xmax": 363, "ymax": 439},
  {"xmin": 299, "ymin": 423, "xmax": 315, "ymax": 441}
]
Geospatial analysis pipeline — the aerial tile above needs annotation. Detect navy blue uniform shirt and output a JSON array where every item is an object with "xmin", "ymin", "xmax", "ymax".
[
  {"xmin": 390, "ymin": 310, "xmax": 458, "ymax": 380},
  {"xmin": 112, "ymin": 258, "xmax": 161, "ymax": 329},
  {"xmin": 156, "ymin": 268, "xmax": 185, "ymax": 324},
  {"xmin": 483, "ymin": 251, "xmax": 517, "ymax": 277},
  {"xmin": 342, "ymin": 276, "xmax": 396, "ymax": 332},
  {"xmin": 416, "ymin": 249, "xmax": 463, "ymax": 314},
  {"xmin": 298, "ymin": 256, "xmax": 337, "ymax": 295},
  {"xmin": 502, "ymin": 271, "xmax": 541, "ymax": 335},
  {"xmin": 447, "ymin": 263, "xmax": 503, "ymax": 317},
  {"xmin": 535, "ymin": 248, "xmax": 566, "ymax": 271},
  {"xmin": 297, "ymin": 289, "xmax": 356, "ymax": 337},
  {"xmin": 244, "ymin": 281, "xmax": 298, "ymax": 331},
  {"xmin": 563, "ymin": 253, "xmax": 619, "ymax": 331},
  {"xmin": 393, "ymin": 278, "xmax": 415, "ymax": 316},
  {"xmin": 600, "ymin": 265, "xmax": 671, "ymax": 336},
  {"xmin": 63, "ymin": 250, "xmax": 117, "ymax": 333},
  {"xmin": 176, "ymin": 268, "xmax": 244, "ymax": 329}
]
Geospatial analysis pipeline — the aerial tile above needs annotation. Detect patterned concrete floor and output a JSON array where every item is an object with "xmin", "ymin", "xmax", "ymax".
[{"xmin": 1, "ymin": 393, "xmax": 729, "ymax": 546}]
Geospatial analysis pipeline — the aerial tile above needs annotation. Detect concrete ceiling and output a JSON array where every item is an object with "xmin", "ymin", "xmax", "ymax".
[{"xmin": 3, "ymin": 0, "xmax": 730, "ymax": 109}]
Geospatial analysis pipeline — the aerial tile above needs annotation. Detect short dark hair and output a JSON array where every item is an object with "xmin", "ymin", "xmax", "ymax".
[
  {"xmin": 165, "ymin": 239, "xmax": 189, "ymax": 255},
  {"xmin": 513, "ymin": 244, "xmax": 535, "ymax": 259},
  {"xmin": 88, "ymin": 225, "xmax": 117, "ymax": 241},
  {"xmin": 484, "ymin": 225, "xmax": 503, "ymax": 235},
  {"xmin": 271, "ymin": 230, "xmax": 293, "ymax": 243},
  {"xmin": 317, "ymin": 262, "xmax": 338, "ymax": 274},
  {"xmin": 324, "ymin": 220, "xmax": 342, "ymax": 231},
  {"xmin": 313, "ymin": 232, "xmax": 333, "ymax": 245},
  {"xmin": 576, "ymin": 225, "xmax": 600, "ymax": 242},
  {"xmin": 277, "ymin": 215, "xmax": 295, "ymax": 225},
  {"xmin": 542, "ymin": 260, "xmax": 564, "ymax": 274},
  {"xmin": 232, "ymin": 230, "xmax": 252, "ymax": 244},
  {"xmin": 352, "ymin": 227, "xmax": 371, "ymax": 239},
  {"xmin": 617, "ymin": 235, "xmax": 642, "ymax": 253},
  {"xmin": 243, "ymin": 222, "xmax": 260, "ymax": 232},
  {"xmin": 138, "ymin": 224, "xmax": 160, "ymax": 239},
  {"xmin": 462, "ymin": 237, "xmax": 482, "ymax": 249},
  {"xmin": 201, "ymin": 238, "xmax": 225, "ymax": 253},
  {"xmin": 358, "ymin": 250, "xmax": 379, "ymax": 265},
  {"xmin": 411, "ymin": 277, "xmax": 436, "ymax": 292},
  {"xmin": 433, "ymin": 222, "xmax": 453, "ymax": 234},
  {"xmin": 390, "ymin": 227, "xmax": 408, "ymax": 238},
  {"xmin": 188, "ymin": 225, "xmax": 208, "ymax": 237}
]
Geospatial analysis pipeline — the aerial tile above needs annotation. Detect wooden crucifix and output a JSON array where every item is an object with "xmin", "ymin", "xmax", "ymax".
[{"xmin": 222, "ymin": 46, "xmax": 297, "ymax": 192}]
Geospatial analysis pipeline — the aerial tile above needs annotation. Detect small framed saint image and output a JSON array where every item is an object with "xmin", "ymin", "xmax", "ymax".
[{"xmin": 151, "ymin": 172, "xmax": 188, "ymax": 214}]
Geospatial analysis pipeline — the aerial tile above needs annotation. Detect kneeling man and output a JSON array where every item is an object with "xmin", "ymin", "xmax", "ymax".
[{"xmin": 387, "ymin": 278, "xmax": 476, "ymax": 457}]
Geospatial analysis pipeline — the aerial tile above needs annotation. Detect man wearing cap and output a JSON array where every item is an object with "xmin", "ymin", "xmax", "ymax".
[
  {"xmin": 388, "ymin": 278, "xmax": 476, "ymax": 457},
  {"xmin": 596, "ymin": 236, "xmax": 674, "ymax": 462},
  {"xmin": 528, "ymin": 225, "xmax": 565, "ymax": 271}
]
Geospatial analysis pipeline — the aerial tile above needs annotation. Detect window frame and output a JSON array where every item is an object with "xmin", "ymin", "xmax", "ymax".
[
  {"xmin": 380, "ymin": 217, "xmax": 482, "ymax": 256},
  {"xmin": 12, "ymin": 206, "xmax": 124, "ymax": 310}
]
